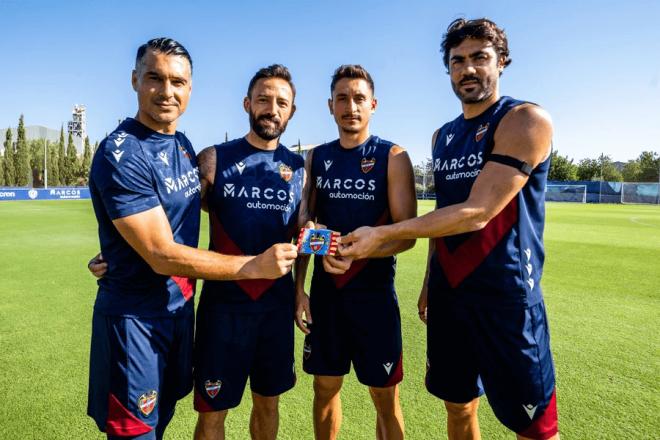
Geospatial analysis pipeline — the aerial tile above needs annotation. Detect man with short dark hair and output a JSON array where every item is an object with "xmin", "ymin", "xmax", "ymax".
[
  {"xmin": 192, "ymin": 64, "xmax": 303, "ymax": 440},
  {"xmin": 340, "ymin": 19, "xmax": 559, "ymax": 440},
  {"xmin": 87, "ymin": 42, "xmax": 296, "ymax": 440},
  {"xmin": 295, "ymin": 64, "xmax": 417, "ymax": 440}
]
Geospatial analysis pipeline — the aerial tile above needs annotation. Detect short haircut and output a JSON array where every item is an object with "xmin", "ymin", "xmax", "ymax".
[
  {"xmin": 441, "ymin": 18, "xmax": 512, "ymax": 71},
  {"xmin": 330, "ymin": 64, "xmax": 375, "ymax": 95},
  {"xmin": 135, "ymin": 37, "xmax": 193, "ymax": 73},
  {"xmin": 246, "ymin": 64, "xmax": 296, "ymax": 99}
]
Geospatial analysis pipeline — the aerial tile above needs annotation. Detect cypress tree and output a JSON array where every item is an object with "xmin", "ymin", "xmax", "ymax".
[
  {"xmin": 57, "ymin": 126, "xmax": 66, "ymax": 186},
  {"xmin": 3, "ymin": 128, "xmax": 15, "ymax": 186},
  {"xmin": 80, "ymin": 136, "xmax": 92, "ymax": 183},
  {"xmin": 15, "ymin": 115, "xmax": 30, "ymax": 186},
  {"xmin": 49, "ymin": 138, "xmax": 60, "ymax": 186},
  {"xmin": 29, "ymin": 139, "xmax": 45, "ymax": 187},
  {"xmin": 65, "ymin": 131, "xmax": 78, "ymax": 185}
]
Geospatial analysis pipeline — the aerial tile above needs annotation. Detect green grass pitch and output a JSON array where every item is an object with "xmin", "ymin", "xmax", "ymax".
[{"xmin": 0, "ymin": 200, "xmax": 658, "ymax": 439}]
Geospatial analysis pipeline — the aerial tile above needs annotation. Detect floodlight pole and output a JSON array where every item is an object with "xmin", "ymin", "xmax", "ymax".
[
  {"xmin": 44, "ymin": 138, "xmax": 48, "ymax": 189},
  {"xmin": 422, "ymin": 161, "xmax": 427, "ymax": 199},
  {"xmin": 657, "ymin": 160, "xmax": 660, "ymax": 204},
  {"xmin": 599, "ymin": 153, "xmax": 604, "ymax": 204}
]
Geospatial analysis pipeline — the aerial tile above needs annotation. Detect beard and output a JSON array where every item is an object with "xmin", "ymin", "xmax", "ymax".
[
  {"xmin": 249, "ymin": 111, "xmax": 287, "ymax": 141},
  {"xmin": 451, "ymin": 74, "xmax": 496, "ymax": 104}
]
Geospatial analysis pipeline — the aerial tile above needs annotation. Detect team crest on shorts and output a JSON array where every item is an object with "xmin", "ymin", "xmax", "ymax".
[
  {"xmin": 279, "ymin": 164, "xmax": 293, "ymax": 182},
  {"xmin": 303, "ymin": 341, "xmax": 312, "ymax": 360},
  {"xmin": 475, "ymin": 123, "xmax": 489, "ymax": 142},
  {"xmin": 361, "ymin": 157, "xmax": 376, "ymax": 173},
  {"xmin": 137, "ymin": 390, "xmax": 158, "ymax": 416},
  {"xmin": 204, "ymin": 380, "xmax": 222, "ymax": 398}
]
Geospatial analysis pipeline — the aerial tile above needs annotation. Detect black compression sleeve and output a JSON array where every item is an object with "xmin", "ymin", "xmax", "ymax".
[{"xmin": 487, "ymin": 153, "xmax": 533, "ymax": 176}]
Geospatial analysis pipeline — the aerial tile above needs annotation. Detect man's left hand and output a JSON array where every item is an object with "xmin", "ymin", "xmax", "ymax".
[
  {"xmin": 88, "ymin": 253, "xmax": 107, "ymax": 278},
  {"xmin": 322, "ymin": 255, "xmax": 353, "ymax": 275},
  {"xmin": 338, "ymin": 226, "xmax": 383, "ymax": 260}
]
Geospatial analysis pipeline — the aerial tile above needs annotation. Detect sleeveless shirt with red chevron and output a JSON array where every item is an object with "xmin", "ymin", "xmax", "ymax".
[{"xmin": 429, "ymin": 97, "xmax": 550, "ymax": 307}]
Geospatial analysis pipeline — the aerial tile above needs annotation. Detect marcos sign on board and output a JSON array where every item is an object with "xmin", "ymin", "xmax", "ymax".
[{"xmin": 0, "ymin": 188, "xmax": 91, "ymax": 201}]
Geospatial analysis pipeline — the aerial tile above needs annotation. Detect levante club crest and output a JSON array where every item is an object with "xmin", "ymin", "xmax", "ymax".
[
  {"xmin": 309, "ymin": 233, "xmax": 326, "ymax": 252},
  {"xmin": 178, "ymin": 144, "xmax": 191, "ymax": 159},
  {"xmin": 137, "ymin": 390, "xmax": 158, "ymax": 416},
  {"xmin": 361, "ymin": 157, "xmax": 376, "ymax": 173},
  {"xmin": 205, "ymin": 380, "xmax": 222, "ymax": 398},
  {"xmin": 297, "ymin": 228, "xmax": 340, "ymax": 256},
  {"xmin": 475, "ymin": 123, "xmax": 489, "ymax": 142},
  {"xmin": 279, "ymin": 164, "xmax": 293, "ymax": 182}
]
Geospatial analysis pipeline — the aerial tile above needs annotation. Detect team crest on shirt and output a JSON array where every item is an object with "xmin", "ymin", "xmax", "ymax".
[
  {"xmin": 303, "ymin": 341, "xmax": 312, "ymax": 360},
  {"xmin": 279, "ymin": 163, "xmax": 293, "ymax": 182},
  {"xmin": 475, "ymin": 123, "xmax": 489, "ymax": 142},
  {"xmin": 309, "ymin": 233, "xmax": 326, "ymax": 252},
  {"xmin": 178, "ymin": 144, "xmax": 191, "ymax": 159},
  {"xmin": 361, "ymin": 157, "xmax": 376, "ymax": 173},
  {"xmin": 204, "ymin": 380, "xmax": 222, "ymax": 398},
  {"xmin": 137, "ymin": 390, "xmax": 158, "ymax": 416}
]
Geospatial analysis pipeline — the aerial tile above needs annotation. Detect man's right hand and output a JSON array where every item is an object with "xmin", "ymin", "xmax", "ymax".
[
  {"xmin": 295, "ymin": 291, "xmax": 312, "ymax": 335},
  {"xmin": 418, "ymin": 283, "xmax": 428, "ymax": 325},
  {"xmin": 248, "ymin": 243, "xmax": 298, "ymax": 279},
  {"xmin": 88, "ymin": 253, "xmax": 107, "ymax": 279}
]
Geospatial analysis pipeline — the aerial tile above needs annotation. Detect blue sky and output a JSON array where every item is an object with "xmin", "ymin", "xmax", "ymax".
[{"xmin": 1, "ymin": 0, "xmax": 658, "ymax": 165}]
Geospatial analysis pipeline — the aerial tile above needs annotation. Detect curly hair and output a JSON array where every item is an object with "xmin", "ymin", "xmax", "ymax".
[{"xmin": 441, "ymin": 18, "xmax": 512, "ymax": 71}]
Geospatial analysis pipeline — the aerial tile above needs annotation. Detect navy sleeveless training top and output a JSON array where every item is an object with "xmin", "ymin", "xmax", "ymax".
[
  {"xmin": 200, "ymin": 138, "xmax": 304, "ymax": 312},
  {"xmin": 429, "ymin": 96, "xmax": 550, "ymax": 307},
  {"xmin": 310, "ymin": 136, "xmax": 396, "ymax": 294}
]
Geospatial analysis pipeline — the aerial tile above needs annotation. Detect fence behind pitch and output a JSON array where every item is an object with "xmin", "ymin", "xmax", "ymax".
[{"xmin": 547, "ymin": 180, "xmax": 660, "ymax": 204}]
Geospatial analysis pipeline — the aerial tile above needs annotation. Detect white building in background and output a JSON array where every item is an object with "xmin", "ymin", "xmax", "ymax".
[
  {"xmin": 0, "ymin": 126, "xmax": 61, "ymax": 154},
  {"xmin": 288, "ymin": 143, "xmax": 318, "ymax": 159},
  {"xmin": 0, "ymin": 105, "xmax": 87, "ymax": 155}
]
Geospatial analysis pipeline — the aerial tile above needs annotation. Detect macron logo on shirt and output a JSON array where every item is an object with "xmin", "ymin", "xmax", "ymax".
[
  {"xmin": 158, "ymin": 151, "xmax": 170, "ymax": 166},
  {"xmin": 112, "ymin": 150, "xmax": 124, "ymax": 162},
  {"xmin": 113, "ymin": 132, "xmax": 128, "ymax": 147}
]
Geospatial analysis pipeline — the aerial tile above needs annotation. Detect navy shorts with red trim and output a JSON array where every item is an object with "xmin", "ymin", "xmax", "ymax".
[
  {"xmin": 426, "ymin": 293, "xmax": 558, "ymax": 439},
  {"xmin": 87, "ymin": 301, "xmax": 194, "ymax": 439},
  {"xmin": 302, "ymin": 288, "xmax": 403, "ymax": 388},
  {"xmin": 193, "ymin": 304, "xmax": 296, "ymax": 412}
]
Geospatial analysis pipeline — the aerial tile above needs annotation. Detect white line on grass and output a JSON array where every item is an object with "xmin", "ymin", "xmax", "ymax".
[{"xmin": 629, "ymin": 217, "xmax": 660, "ymax": 228}]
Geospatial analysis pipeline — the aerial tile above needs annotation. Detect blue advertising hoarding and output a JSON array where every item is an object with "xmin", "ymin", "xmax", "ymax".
[{"xmin": 0, "ymin": 187, "xmax": 90, "ymax": 201}]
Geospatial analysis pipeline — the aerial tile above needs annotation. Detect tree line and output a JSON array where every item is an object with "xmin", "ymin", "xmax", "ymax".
[
  {"xmin": 412, "ymin": 150, "xmax": 660, "ymax": 194},
  {"xmin": 548, "ymin": 150, "xmax": 660, "ymax": 182},
  {"xmin": 0, "ymin": 115, "xmax": 95, "ymax": 187}
]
